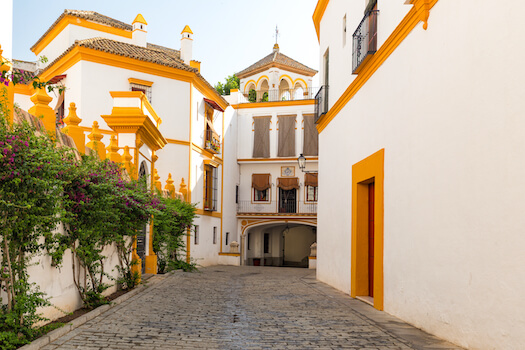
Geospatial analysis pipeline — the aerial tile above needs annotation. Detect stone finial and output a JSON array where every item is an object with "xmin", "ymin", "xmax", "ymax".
[
  {"xmin": 164, "ymin": 173, "xmax": 175, "ymax": 198},
  {"xmin": 62, "ymin": 102, "xmax": 85, "ymax": 153},
  {"xmin": 310, "ymin": 242, "xmax": 317, "ymax": 257},
  {"xmin": 122, "ymin": 146, "xmax": 134, "ymax": 178},
  {"xmin": 230, "ymin": 241, "xmax": 240, "ymax": 254},
  {"xmin": 106, "ymin": 134, "xmax": 121, "ymax": 163},
  {"xmin": 154, "ymin": 169, "xmax": 162, "ymax": 192},
  {"xmin": 86, "ymin": 121, "xmax": 105, "ymax": 160},
  {"xmin": 28, "ymin": 87, "xmax": 55, "ymax": 136},
  {"xmin": 179, "ymin": 177, "xmax": 188, "ymax": 201}
]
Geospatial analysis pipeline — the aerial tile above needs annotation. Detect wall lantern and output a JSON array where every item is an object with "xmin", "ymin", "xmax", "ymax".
[{"xmin": 297, "ymin": 153, "xmax": 318, "ymax": 174}]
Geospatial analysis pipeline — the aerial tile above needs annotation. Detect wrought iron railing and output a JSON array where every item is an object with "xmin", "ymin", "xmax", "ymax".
[
  {"xmin": 239, "ymin": 87, "xmax": 318, "ymax": 104},
  {"xmin": 315, "ymin": 85, "xmax": 329, "ymax": 123},
  {"xmin": 204, "ymin": 129, "xmax": 221, "ymax": 154},
  {"xmin": 352, "ymin": 10, "xmax": 379, "ymax": 74},
  {"xmin": 237, "ymin": 200, "xmax": 317, "ymax": 215}
]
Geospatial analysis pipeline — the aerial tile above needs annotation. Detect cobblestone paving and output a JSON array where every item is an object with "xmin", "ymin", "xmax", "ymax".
[{"xmin": 42, "ymin": 266, "xmax": 462, "ymax": 350}]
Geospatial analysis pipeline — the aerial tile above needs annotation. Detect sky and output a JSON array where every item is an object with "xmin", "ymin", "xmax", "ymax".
[{"xmin": 12, "ymin": 0, "xmax": 320, "ymax": 88}]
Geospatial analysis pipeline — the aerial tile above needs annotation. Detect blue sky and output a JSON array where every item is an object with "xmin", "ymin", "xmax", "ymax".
[{"xmin": 13, "ymin": 0, "xmax": 320, "ymax": 87}]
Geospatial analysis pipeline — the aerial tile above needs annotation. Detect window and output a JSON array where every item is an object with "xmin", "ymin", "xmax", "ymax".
[
  {"xmin": 343, "ymin": 14, "xmax": 347, "ymax": 47},
  {"xmin": 204, "ymin": 104, "xmax": 220, "ymax": 153},
  {"xmin": 253, "ymin": 116, "xmax": 271, "ymax": 158},
  {"xmin": 277, "ymin": 115, "xmax": 296, "ymax": 157},
  {"xmin": 235, "ymin": 185, "xmax": 239, "ymax": 204},
  {"xmin": 305, "ymin": 173, "xmax": 318, "ymax": 202},
  {"xmin": 213, "ymin": 227, "xmax": 217, "ymax": 244},
  {"xmin": 303, "ymin": 115, "xmax": 319, "ymax": 156},
  {"xmin": 204, "ymin": 164, "xmax": 218, "ymax": 211},
  {"xmin": 252, "ymin": 174, "xmax": 271, "ymax": 202},
  {"xmin": 264, "ymin": 233, "xmax": 270, "ymax": 254},
  {"xmin": 130, "ymin": 84, "xmax": 152, "ymax": 103},
  {"xmin": 225, "ymin": 232, "xmax": 230, "ymax": 245},
  {"xmin": 194, "ymin": 225, "xmax": 199, "ymax": 245}
]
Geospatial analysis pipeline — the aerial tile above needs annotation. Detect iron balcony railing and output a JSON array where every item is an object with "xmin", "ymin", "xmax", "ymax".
[
  {"xmin": 237, "ymin": 200, "xmax": 317, "ymax": 215},
  {"xmin": 352, "ymin": 10, "xmax": 379, "ymax": 74},
  {"xmin": 239, "ymin": 87, "xmax": 318, "ymax": 104},
  {"xmin": 315, "ymin": 85, "xmax": 329, "ymax": 123},
  {"xmin": 204, "ymin": 129, "xmax": 221, "ymax": 154}
]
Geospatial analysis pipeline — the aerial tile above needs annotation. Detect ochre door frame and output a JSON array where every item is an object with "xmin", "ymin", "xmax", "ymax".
[{"xmin": 351, "ymin": 148, "xmax": 384, "ymax": 310}]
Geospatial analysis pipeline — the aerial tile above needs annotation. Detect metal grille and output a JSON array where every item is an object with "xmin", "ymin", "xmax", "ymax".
[
  {"xmin": 352, "ymin": 10, "xmax": 379, "ymax": 73},
  {"xmin": 315, "ymin": 86, "xmax": 329, "ymax": 123},
  {"xmin": 130, "ymin": 83, "xmax": 152, "ymax": 103}
]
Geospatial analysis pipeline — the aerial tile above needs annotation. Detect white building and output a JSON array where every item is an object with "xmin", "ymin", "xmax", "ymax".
[
  {"xmin": 221, "ymin": 42, "xmax": 319, "ymax": 267},
  {"xmin": 14, "ymin": 10, "xmax": 228, "ymax": 269},
  {"xmin": 313, "ymin": 0, "xmax": 525, "ymax": 349}
]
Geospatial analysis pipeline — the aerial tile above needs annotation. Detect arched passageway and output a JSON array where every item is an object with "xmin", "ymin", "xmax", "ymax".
[{"xmin": 244, "ymin": 223, "xmax": 316, "ymax": 268}]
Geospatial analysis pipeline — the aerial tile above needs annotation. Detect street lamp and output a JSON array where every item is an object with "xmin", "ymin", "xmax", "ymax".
[{"xmin": 297, "ymin": 153, "xmax": 318, "ymax": 173}]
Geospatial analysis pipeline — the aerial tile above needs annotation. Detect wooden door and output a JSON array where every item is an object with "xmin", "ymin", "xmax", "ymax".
[{"xmin": 368, "ymin": 182, "xmax": 375, "ymax": 297}]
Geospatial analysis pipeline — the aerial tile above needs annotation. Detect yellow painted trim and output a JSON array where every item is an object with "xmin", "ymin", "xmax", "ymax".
[
  {"xmin": 109, "ymin": 90, "xmax": 162, "ymax": 127},
  {"xmin": 313, "ymin": 0, "xmax": 330, "ymax": 42},
  {"xmin": 278, "ymin": 74, "xmax": 294, "ymax": 86},
  {"xmin": 166, "ymin": 138, "xmax": 190, "ymax": 146},
  {"xmin": 218, "ymin": 252, "xmax": 240, "ymax": 257},
  {"xmin": 220, "ymin": 110, "xmax": 225, "ymax": 253},
  {"xmin": 181, "ymin": 25, "xmax": 193, "ymax": 34},
  {"xmin": 232, "ymin": 99, "xmax": 315, "ymax": 109},
  {"xmin": 351, "ymin": 149, "xmax": 384, "ymax": 311},
  {"xmin": 187, "ymin": 83, "xmax": 193, "ymax": 264},
  {"xmin": 128, "ymin": 77, "xmax": 154, "ymax": 87},
  {"xmin": 256, "ymin": 75, "xmax": 270, "ymax": 89},
  {"xmin": 308, "ymin": 256, "xmax": 317, "ymax": 260},
  {"xmin": 293, "ymin": 78, "xmax": 308, "ymax": 89},
  {"xmin": 14, "ymin": 84, "xmax": 33, "ymax": 96},
  {"xmin": 133, "ymin": 14, "xmax": 148, "ymax": 25},
  {"xmin": 38, "ymin": 46, "xmax": 228, "ymax": 111},
  {"xmin": 244, "ymin": 80, "xmax": 257, "ymax": 93},
  {"xmin": 32, "ymin": 15, "xmax": 132, "ymax": 55},
  {"xmin": 132, "ymin": 28, "xmax": 147, "ymax": 34},
  {"xmin": 316, "ymin": 0, "xmax": 439, "ymax": 133},
  {"xmin": 195, "ymin": 209, "xmax": 222, "ymax": 218}
]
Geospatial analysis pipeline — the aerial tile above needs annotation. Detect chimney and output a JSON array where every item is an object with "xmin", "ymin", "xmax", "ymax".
[
  {"xmin": 132, "ymin": 14, "xmax": 148, "ymax": 47},
  {"xmin": 180, "ymin": 25, "xmax": 193, "ymax": 65}
]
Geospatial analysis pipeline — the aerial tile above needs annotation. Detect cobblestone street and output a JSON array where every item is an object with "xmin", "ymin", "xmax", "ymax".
[{"xmin": 41, "ymin": 266, "xmax": 461, "ymax": 350}]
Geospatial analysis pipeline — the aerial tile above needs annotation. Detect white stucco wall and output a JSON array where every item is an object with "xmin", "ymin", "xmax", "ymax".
[
  {"xmin": 317, "ymin": 1, "xmax": 525, "ymax": 349},
  {"xmin": 38, "ymin": 24, "xmax": 132, "ymax": 66}
]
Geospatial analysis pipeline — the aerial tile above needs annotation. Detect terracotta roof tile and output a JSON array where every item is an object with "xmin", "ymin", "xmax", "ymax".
[
  {"xmin": 236, "ymin": 51, "xmax": 317, "ymax": 78},
  {"xmin": 31, "ymin": 10, "xmax": 132, "ymax": 51},
  {"xmin": 39, "ymin": 37, "xmax": 228, "ymax": 106}
]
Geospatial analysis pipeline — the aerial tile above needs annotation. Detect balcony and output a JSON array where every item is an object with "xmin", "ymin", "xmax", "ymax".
[
  {"xmin": 237, "ymin": 200, "xmax": 317, "ymax": 216},
  {"xmin": 204, "ymin": 129, "xmax": 221, "ymax": 154},
  {"xmin": 352, "ymin": 10, "xmax": 379, "ymax": 74},
  {"xmin": 315, "ymin": 85, "xmax": 329, "ymax": 123},
  {"xmin": 238, "ymin": 87, "xmax": 318, "ymax": 104}
]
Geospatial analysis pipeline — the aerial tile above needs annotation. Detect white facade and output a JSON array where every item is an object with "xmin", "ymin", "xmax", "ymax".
[
  {"xmin": 315, "ymin": 0, "xmax": 525, "ymax": 349},
  {"xmin": 0, "ymin": 0, "xmax": 13, "ymax": 60}
]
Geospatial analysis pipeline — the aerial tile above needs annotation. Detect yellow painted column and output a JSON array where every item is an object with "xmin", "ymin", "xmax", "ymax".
[
  {"xmin": 28, "ymin": 87, "xmax": 55, "ymax": 137},
  {"xmin": 86, "ymin": 121, "xmax": 106, "ymax": 160},
  {"xmin": 62, "ymin": 103, "xmax": 85, "ymax": 154},
  {"xmin": 0, "ymin": 44, "xmax": 14, "ymax": 125},
  {"xmin": 106, "ymin": 135, "xmax": 122, "ymax": 163}
]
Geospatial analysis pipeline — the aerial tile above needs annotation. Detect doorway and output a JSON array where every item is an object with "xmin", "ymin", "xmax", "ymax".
[{"xmin": 279, "ymin": 188, "xmax": 297, "ymax": 213}]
